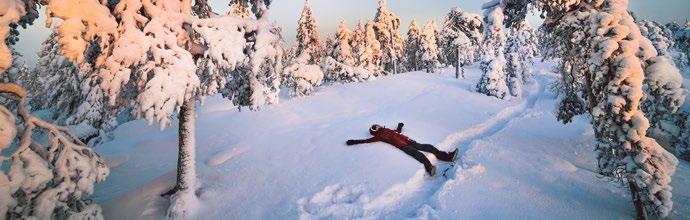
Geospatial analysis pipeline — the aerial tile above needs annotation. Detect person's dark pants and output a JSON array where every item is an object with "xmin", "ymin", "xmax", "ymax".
[{"xmin": 400, "ymin": 142, "xmax": 452, "ymax": 169}]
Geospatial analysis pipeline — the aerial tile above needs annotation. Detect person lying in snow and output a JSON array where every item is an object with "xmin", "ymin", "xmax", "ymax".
[{"xmin": 346, "ymin": 123, "xmax": 458, "ymax": 176}]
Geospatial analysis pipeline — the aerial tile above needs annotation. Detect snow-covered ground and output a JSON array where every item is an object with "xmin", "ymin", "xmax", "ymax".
[{"xmin": 93, "ymin": 63, "xmax": 690, "ymax": 219}]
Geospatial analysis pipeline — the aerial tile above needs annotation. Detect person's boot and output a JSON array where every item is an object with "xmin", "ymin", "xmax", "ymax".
[
  {"xmin": 449, "ymin": 148, "xmax": 459, "ymax": 162},
  {"xmin": 425, "ymin": 165, "xmax": 437, "ymax": 176}
]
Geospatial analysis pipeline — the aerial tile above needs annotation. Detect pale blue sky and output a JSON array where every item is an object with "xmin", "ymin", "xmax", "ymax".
[{"xmin": 14, "ymin": 0, "xmax": 690, "ymax": 67}]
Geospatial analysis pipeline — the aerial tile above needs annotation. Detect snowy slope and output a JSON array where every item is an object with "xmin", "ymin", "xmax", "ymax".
[{"xmin": 93, "ymin": 63, "xmax": 690, "ymax": 219}]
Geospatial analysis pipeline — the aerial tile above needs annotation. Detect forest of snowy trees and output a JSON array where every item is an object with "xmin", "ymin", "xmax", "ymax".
[{"xmin": 1, "ymin": 0, "xmax": 690, "ymax": 219}]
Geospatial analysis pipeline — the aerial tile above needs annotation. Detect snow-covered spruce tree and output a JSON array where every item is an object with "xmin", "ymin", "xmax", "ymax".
[
  {"xmin": 323, "ymin": 35, "xmax": 335, "ymax": 58},
  {"xmin": 438, "ymin": 7, "xmax": 483, "ymax": 78},
  {"xmin": 505, "ymin": 20, "xmax": 539, "ymax": 97},
  {"xmin": 331, "ymin": 20, "xmax": 355, "ymax": 66},
  {"xmin": 32, "ymin": 31, "xmax": 119, "ymax": 145},
  {"xmin": 503, "ymin": 0, "xmax": 679, "ymax": 217},
  {"xmin": 322, "ymin": 20, "xmax": 373, "ymax": 83},
  {"xmin": 419, "ymin": 21, "xmax": 439, "ymax": 73},
  {"xmin": 352, "ymin": 20, "xmax": 383, "ymax": 75},
  {"xmin": 350, "ymin": 21, "xmax": 366, "ymax": 65},
  {"xmin": 638, "ymin": 20, "xmax": 689, "ymax": 71},
  {"xmin": 476, "ymin": 0, "xmax": 508, "ymax": 99},
  {"xmin": 285, "ymin": 0, "xmax": 324, "ymax": 96},
  {"xmin": 294, "ymin": 0, "xmax": 325, "ymax": 65},
  {"xmin": 373, "ymin": 0, "xmax": 404, "ymax": 74},
  {"xmin": 404, "ymin": 19, "xmax": 421, "ymax": 72},
  {"xmin": 1, "ymin": 0, "xmax": 110, "ymax": 219},
  {"xmin": 673, "ymin": 22, "xmax": 690, "ymax": 70},
  {"xmin": 0, "ymin": 49, "xmax": 32, "ymax": 108}
]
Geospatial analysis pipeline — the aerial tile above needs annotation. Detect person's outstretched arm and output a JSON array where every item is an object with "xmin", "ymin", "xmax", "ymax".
[
  {"xmin": 395, "ymin": 122, "xmax": 404, "ymax": 133},
  {"xmin": 346, "ymin": 136, "xmax": 379, "ymax": 146}
]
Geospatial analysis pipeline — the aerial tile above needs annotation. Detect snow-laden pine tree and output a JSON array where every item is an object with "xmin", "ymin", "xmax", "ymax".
[
  {"xmin": 503, "ymin": 0, "xmax": 679, "ymax": 217},
  {"xmin": 0, "ymin": 49, "xmax": 32, "ymax": 108},
  {"xmin": 324, "ymin": 35, "xmax": 335, "ymax": 58},
  {"xmin": 351, "ymin": 21, "xmax": 366, "ymax": 65},
  {"xmin": 438, "ymin": 7, "xmax": 483, "ymax": 78},
  {"xmin": 32, "ymin": 31, "xmax": 119, "ymax": 145},
  {"xmin": 323, "ymin": 20, "xmax": 374, "ymax": 83},
  {"xmin": 373, "ymin": 0, "xmax": 404, "ymax": 74},
  {"xmin": 331, "ymin": 21, "xmax": 355, "ymax": 66},
  {"xmin": 476, "ymin": 1, "xmax": 508, "ymax": 99},
  {"xmin": 294, "ymin": 0, "xmax": 325, "ymax": 65},
  {"xmin": 505, "ymin": 20, "xmax": 539, "ymax": 97},
  {"xmin": 403, "ymin": 19, "xmax": 421, "ymax": 72},
  {"xmin": 352, "ymin": 20, "xmax": 383, "ymax": 75},
  {"xmin": 285, "ymin": 0, "xmax": 324, "ymax": 96},
  {"xmin": 673, "ymin": 22, "xmax": 690, "ymax": 70},
  {"xmin": 418, "ymin": 21, "xmax": 439, "ymax": 73},
  {"xmin": 1, "ymin": 0, "xmax": 110, "ymax": 219},
  {"xmin": 638, "ymin": 20, "xmax": 690, "ymax": 71},
  {"xmin": 90, "ymin": 0, "xmax": 284, "ymax": 217}
]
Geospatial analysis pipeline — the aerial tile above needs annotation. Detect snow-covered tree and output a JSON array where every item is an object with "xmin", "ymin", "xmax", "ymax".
[
  {"xmin": 323, "ymin": 35, "xmax": 335, "ymax": 58},
  {"xmin": 373, "ymin": 0, "xmax": 404, "ymax": 74},
  {"xmin": 351, "ymin": 20, "xmax": 383, "ymax": 75},
  {"xmin": 350, "ymin": 21, "xmax": 366, "ymax": 65},
  {"xmin": 295, "ymin": 0, "xmax": 324, "ymax": 65},
  {"xmin": 0, "ymin": 49, "xmax": 32, "ymax": 108},
  {"xmin": 1, "ymin": 1, "xmax": 110, "ymax": 219},
  {"xmin": 31, "ymin": 31, "xmax": 119, "ymax": 145},
  {"xmin": 331, "ymin": 20, "xmax": 355, "ymax": 66},
  {"xmin": 673, "ymin": 22, "xmax": 690, "ymax": 70},
  {"xmin": 438, "ymin": 7, "xmax": 483, "ymax": 78},
  {"xmin": 505, "ymin": 20, "xmax": 539, "ymax": 97},
  {"xmin": 476, "ymin": 1, "xmax": 508, "ymax": 99},
  {"xmin": 403, "ymin": 19, "xmax": 421, "ymax": 72},
  {"xmin": 419, "ymin": 21, "xmax": 439, "ymax": 73},
  {"xmin": 503, "ymin": 0, "xmax": 679, "ymax": 217},
  {"xmin": 322, "ymin": 21, "xmax": 374, "ymax": 83},
  {"xmin": 75, "ymin": 0, "xmax": 285, "ymax": 217},
  {"xmin": 638, "ymin": 20, "xmax": 674, "ymax": 57}
]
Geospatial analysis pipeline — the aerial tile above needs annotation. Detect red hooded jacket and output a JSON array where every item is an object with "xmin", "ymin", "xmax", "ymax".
[{"xmin": 349, "ymin": 124, "xmax": 414, "ymax": 148}]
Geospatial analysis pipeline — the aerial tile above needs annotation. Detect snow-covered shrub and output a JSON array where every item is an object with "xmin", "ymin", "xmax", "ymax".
[
  {"xmin": 476, "ymin": 0, "xmax": 508, "ymax": 99},
  {"xmin": 419, "ymin": 21, "xmax": 439, "ymax": 73},
  {"xmin": 323, "ymin": 57, "xmax": 374, "ymax": 83},
  {"xmin": 284, "ymin": 56, "xmax": 324, "ymax": 97}
]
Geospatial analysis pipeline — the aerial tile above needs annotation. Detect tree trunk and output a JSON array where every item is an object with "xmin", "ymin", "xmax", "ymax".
[
  {"xmin": 628, "ymin": 179, "xmax": 647, "ymax": 220},
  {"xmin": 455, "ymin": 47, "xmax": 460, "ymax": 79},
  {"xmin": 163, "ymin": 99, "xmax": 197, "ymax": 197}
]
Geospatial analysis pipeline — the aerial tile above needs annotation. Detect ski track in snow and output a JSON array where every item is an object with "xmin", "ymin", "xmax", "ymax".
[{"xmin": 298, "ymin": 75, "xmax": 546, "ymax": 219}]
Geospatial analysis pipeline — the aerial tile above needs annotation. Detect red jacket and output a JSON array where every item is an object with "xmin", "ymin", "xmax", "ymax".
[{"xmin": 349, "ymin": 124, "xmax": 414, "ymax": 148}]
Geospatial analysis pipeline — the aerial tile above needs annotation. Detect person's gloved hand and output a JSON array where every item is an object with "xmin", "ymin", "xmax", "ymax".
[
  {"xmin": 346, "ymin": 140, "xmax": 356, "ymax": 146},
  {"xmin": 398, "ymin": 122, "xmax": 404, "ymax": 127}
]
